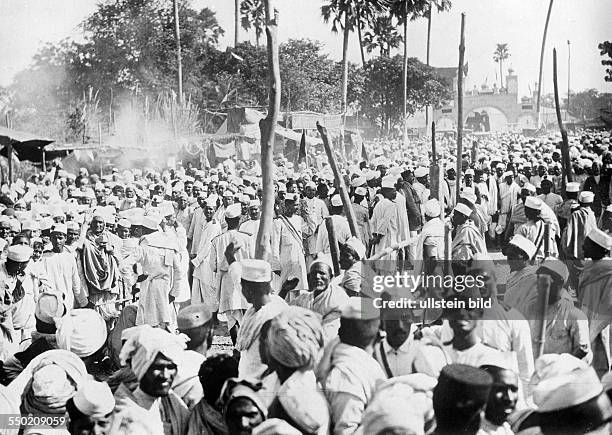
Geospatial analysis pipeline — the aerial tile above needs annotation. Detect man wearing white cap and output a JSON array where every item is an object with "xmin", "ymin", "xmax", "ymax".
[
  {"xmin": 579, "ymin": 228, "xmax": 612, "ymax": 377},
  {"xmin": 123, "ymin": 214, "xmax": 183, "ymax": 329},
  {"xmin": 67, "ymin": 380, "xmax": 115, "ymax": 435},
  {"xmin": 234, "ymin": 259, "xmax": 287, "ymax": 379},
  {"xmin": 516, "ymin": 196, "xmax": 558, "ymax": 261},
  {"xmin": 497, "ymin": 170, "xmax": 520, "ymax": 238},
  {"xmin": 370, "ymin": 175, "xmax": 401, "ymax": 261},
  {"xmin": 315, "ymin": 297, "xmax": 385, "ymax": 434},
  {"xmin": 451, "ymin": 203, "xmax": 488, "ymax": 272},
  {"xmin": 413, "ymin": 167, "xmax": 430, "ymax": 211},
  {"xmin": 238, "ymin": 199, "xmax": 261, "ymax": 241},
  {"xmin": 191, "ymin": 197, "xmax": 222, "ymax": 309},
  {"xmin": 413, "ymin": 198, "xmax": 446, "ymax": 278},
  {"xmin": 351, "ymin": 186, "xmax": 371, "ymax": 248},
  {"xmin": 301, "ymin": 181, "xmax": 329, "ymax": 261},
  {"xmin": 187, "ymin": 195, "xmax": 212, "ymax": 261},
  {"xmin": 503, "ymin": 235, "xmax": 539, "ymax": 315},
  {"xmin": 315, "ymin": 194, "xmax": 352, "ymax": 258},
  {"xmin": 271, "ymin": 193, "xmax": 308, "ymax": 291},
  {"xmin": 210, "ymin": 203, "xmax": 252, "ymax": 342},
  {"xmin": 40, "ymin": 223, "xmax": 86, "ymax": 311}
]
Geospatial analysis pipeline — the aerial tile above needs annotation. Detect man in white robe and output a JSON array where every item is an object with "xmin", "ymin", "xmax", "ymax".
[
  {"xmin": 370, "ymin": 175, "xmax": 401, "ymax": 262},
  {"xmin": 191, "ymin": 198, "xmax": 222, "ymax": 309}
]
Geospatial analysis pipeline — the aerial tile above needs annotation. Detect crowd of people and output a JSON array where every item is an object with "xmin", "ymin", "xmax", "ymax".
[{"xmin": 0, "ymin": 128, "xmax": 611, "ymax": 434}]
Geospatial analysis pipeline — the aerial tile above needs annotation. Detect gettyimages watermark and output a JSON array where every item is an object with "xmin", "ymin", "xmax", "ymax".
[{"xmin": 356, "ymin": 259, "xmax": 596, "ymax": 321}]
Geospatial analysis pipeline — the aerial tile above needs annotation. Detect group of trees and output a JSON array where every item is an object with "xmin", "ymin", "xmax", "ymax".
[{"xmin": 1, "ymin": 0, "xmax": 453, "ymax": 140}]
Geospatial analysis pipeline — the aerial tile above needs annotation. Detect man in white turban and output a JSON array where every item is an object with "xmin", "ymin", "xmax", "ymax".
[{"xmin": 113, "ymin": 324, "xmax": 190, "ymax": 435}]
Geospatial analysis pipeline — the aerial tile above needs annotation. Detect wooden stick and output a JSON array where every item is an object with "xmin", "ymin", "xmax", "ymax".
[
  {"xmin": 364, "ymin": 238, "xmax": 417, "ymax": 262},
  {"xmin": 553, "ymin": 48, "xmax": 573, "ymax": 186},
  {"xmin": 429, "ymin": 122, "xmax": 441, "ymax": 201},
  {"xmin": 255, "ymin": 1, "xmax": 280, "ymax": 260},
  {"xmin": 6, "ymin": 114, "xmax": 12, "ymax": 187},
  {"xmin": 325, "ymin": 217, "xmax": 341, "ymax": 276},
  {"xmin": 536, "ymin": 0, "xmax": 554, "ymax": 129},
  {"xmin": 535, "ymin": 274, "xmax": 551, "ymax": 359},
  {"xmin": 317, "ymin": 122, "xmax": 359, "ymax": 237},
  {"xmin": 543, "ymin": 223, "xmax": 550, "ymax": 258},
  {"xmin": 455, "ymin": 13, "xmax": 466, "ymax": 202},
  {"xmin": 443, "ymin": 222, "xmax": 451, "ymax": 276},
  {"xmin": 173, "ymin": 0, "xmax": 183, "ymax": 105}
]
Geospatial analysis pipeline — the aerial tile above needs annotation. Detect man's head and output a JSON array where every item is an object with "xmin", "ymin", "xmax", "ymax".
[
  {"xmin": 433, "ymin": 364, "xmax": 493, "ymax": 434},
  {"xmin": 51, "ymin": 225, "xmax": 68, "ymax": 253},
  {"xmin": 248, "ymin": 201, "xmax": 261, "ymax": 220},
  {"xmin": 480, "ymin": 365, "xmax": 519, "ymax": 426},
  {"xmin": 66, "ymin": 223, "xmax": 81, "ymax": 244},
  {"xmin": 503, "ymin": 235, "xmax": 536, "ymax": 271},
  {"xmin": 536, "ymin": 259, "xmax": 569, "ymax": 304},
  {"xmin": 307, "ymin": 260, "xmax": 333, "ymax": 293},
  {"xmin": 240, "ymin": 259, "xmax": 272, "ymax": 305},
  {"xmin": 383, "ymin": 308, "xmax": 414, "ymax": 350},
  {"xmin": 524, "ymin": 197, "xmax": 543, "ymax": 222},
  {"xmin": 583, "ymin": 228, "xmax": 612, "ymax": 261},
  {"xmin": 90, "ymin": 216, "xmax": 106, "ymax": 236},
  {"xmin": 5, "ymin": 245, "xmax": 32, "ymax": 277},
  {"xmin": 304, "ymin": 183, "xmax": 316, "ymax": 199},
  {"xmin": 222, "ymin": 379, "xmax": 266, "ymax": 435},
  {"xmin": 284, "ymin": 195, "xmax": 298, "ymax": 216},
  {"xmin": 198, "ymin": 355, "xmax": 238, "ymax": 409},
  {"xmin": 338, "ymin": 297, "xmax": 380, "ymax": 350},
  {"xmin": 452, "ymin": 203, "xmax": 471, "ymax": 228},
  {"xmin": 443, "ymin": 292, "xmax": 483, "ymax": 338},
  {"xmin": 139, "ymin": 352, "xmax": 178, "ymax": 397},
  {"xmin": 540, "ymin": 179, "xmax": 553, "ymax": 195},
  {"xmin": 66, "ymin": 380, "xmax": 114, "ymax": 435},
  {"xmin": 177, "ymin": 304, "xmax": 214, "ymax": 354}
]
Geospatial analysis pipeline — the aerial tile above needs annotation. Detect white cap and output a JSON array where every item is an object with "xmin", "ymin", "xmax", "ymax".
[
  {"xmin": 578, "ymin": 191, "xmax": 595, "ymax": 203},
  {"xmin": 330, "ymin": 195, "xmax": 342, "ymax": 207},
  {"xmin": 240, "ymin": 259, "xmax": 272, "ymax": 283},
  {"xmin": 381, "ymin": 175, "xmax": 396, "ymax": 189},
  {"xmin": 117, "ymin": 219, "xmax": 132, "ymax": 228},
  {"xmin": 355, "ymin": 187, "xmax": 367, "ymax": 196},
  {"xmin": 509, "ymin": 234, "xmax": 537, "ymax": 259},
  {"xmin": 51, "ymin": 223, "xmax": 68, "ymax": 234},
  {"xmin": 523, "ymin": 183, "xmax": 537, "ymax": 193},
  {"xmin": 525, "ymin": 196, "xmax": 543, "ymax": 210},
  {"xmin": 502, "ymin": 171, "xmax": 513, "ymax": 178},
  {"xmin": 225, "ymin": 203, "xmax": 242, "ymax": 219},
  {"xmin": 285, "ymin": 193, "xmax": 299, "ymax": 202},
  {"xmin": 73, "ymin": 380, "xmax": 115, "ymax": 418},
  {"xmin": 566, "ymin": 182, "xmax": 580, "ymax": 193},
  {"xmin": 22, "ymin": 220, "xmax": 40, "ymax": 231},
  {"xmin": 7, "ymin": 245, "xmax": 33, "ymax": 262},
  {"xmin": 465, "ymin": 168, "xmax": 475, "ymax": 176},
  {"xmin": 414, "ymin": 167, "xmax": 428, "ymax": 178},
  {"xmin": 341, "ymin": 297, "xmax": 380, "ymax": 320},
  {"xmin": 350, "ymin": 175, "xmax": 366, "ymax": 187},
  {"xmin": 345, "ymin": 237, "xmax": 366, "ymax": 260},
  {"xmin": 535, "ymin": 365, "xmax": 602, "ymax": 413},
  {"xmin": 305, "ymin": 181, "xmax": 316, "ymax": 189},
  {"xmin": 248, "ymin": 199, "xmax": 261, "ymax": 208},
  {"xmin": 453, "ymin": 203, "xmax": 472, "ymax": 217},
  {"xmin": 460, "ymin": 189, "xmax": 477, "ymax": 205},
  {"xmin": 142, "ymin": 214, "xmax": 162, "ymax": 230},
  {"xmin": 587, "ymin": 228, "xmax": 612, "ymax": 251},
  {"xmin": 423, "ymin": 199, "xmax": 441, "ymax": 217}
]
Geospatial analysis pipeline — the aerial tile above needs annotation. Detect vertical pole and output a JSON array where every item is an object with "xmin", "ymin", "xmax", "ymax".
[
  {"xmin": 6, "ymin": 113, "xmax": 12, "ymax": 187},
  {"xmin": 234, "ymin": 0, "xmax": 240, "ymax": 46},
  {"xmin": 535, "ymin": 274, "xmax": 551, "ymax": 359},
  {"xmin": 98, "ymin": 123, "xmax": 103, "ymax": 177},
  {"xmin": 536, "ymin": 0, "xmax": 554, "ymax": 129},
  {"xmin": 553, "ymin": 48, "xmax": 573, "ymax": 186},
  {"xmin": 425, "ymin": 2, "xmax": 432, "ymax": 134},
  {"xmin": 402, "ymin": 1, "xmax": 409, "ymax": 146},
  {"xmin": 567, "ymin": 40, "xmax": 571, "ymax": 118},
  {"xmin": 42, "ymin": 149, "xmax": 46, "ymax": 173},
  {"xmin": 255, "ymin": 1, "xmax": 280, "ymax": 260},
  {"xmin": 326, "ymin": 217, "xmax": 341, "ymax": 277},
  {"xmin": 455, "ymin": 13, "xmax": 466, "ymax": 202},
  {"xmin": 173, "ymin": 0, "xmax": 183, "ymax": 106},
  {"xmin": 430, "ymin": 122, "xmax": 440, "ymax": 201}
]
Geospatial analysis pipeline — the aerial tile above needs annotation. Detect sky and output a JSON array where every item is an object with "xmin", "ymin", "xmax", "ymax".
[{"xmin": 1, "ymin": 0, "xmax": 611, "ymax": 98}]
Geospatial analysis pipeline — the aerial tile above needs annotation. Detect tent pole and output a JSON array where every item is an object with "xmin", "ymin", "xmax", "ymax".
[{"xmin": 42, "ymin": 149, "xmax": 46, "ymax": 173}]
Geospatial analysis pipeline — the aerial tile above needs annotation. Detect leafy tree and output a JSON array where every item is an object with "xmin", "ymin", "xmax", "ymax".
[
  {"xmin": 493, "ymin": 43, "xmax": 510, "ymax": 88},
  {"xmin": 359, "ymin": 55, "xmax": 451, "ymax": 135},
  {"xmin": 599, "ymin": 41, "xmax": 612, "ymax": 82},
  {"xmin": 241, "ymin": 0, "xmax": 265, "ymax": 47}
]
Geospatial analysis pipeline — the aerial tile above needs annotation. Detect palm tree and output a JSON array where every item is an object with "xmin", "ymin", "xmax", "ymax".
[
  {"xmin": 390, "ymin": 0, "xmax": 450, "ymax": 144},
  {"xmin": 322, "ymin": 0, "xmax": 389, "ymax": 115},
  {"xmin": 241, "ymin": 0, "xmax": 265, "ymax": 47},
  {"xmin": 493, "ymin": 43, "xmax": 510, "ymax": 88},
  {"xmin": 362, "ymin": 14, "xmax": 402, "ymax": 57},
  {"xmin": 536, "ymin": 0, "xmax": 554, "ymax": 128}
]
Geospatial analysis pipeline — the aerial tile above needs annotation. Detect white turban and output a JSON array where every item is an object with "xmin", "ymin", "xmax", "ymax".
[
  {"xmin": 55, "ymin": 309, "xmax": 107, "ymax": 358},
  {"xmin": 119, "ymin": 325, "xmax": 187, "ymax": 380}
]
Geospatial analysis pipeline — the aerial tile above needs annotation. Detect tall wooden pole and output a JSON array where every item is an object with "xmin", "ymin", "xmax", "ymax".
[
  {"xmin": 553, "ymin": 48, "xmax": 573, "ymax": 186},
  {"xmin": 430, "ymin": 122, "xmax": 440, "ymax": 201},
  {"xmin": 402, "ymin": 1, "xmax": 409, "ymax": 147},
  {"xmin": 425, "ymin": 3, "xmax": 432, "ymax": 134},
  {"xmin": 255, "ymin": 1, "xmax": 280, "ymax": 260},
  {"xmin": 317, "ymin": 122, "xmax": 359, "ymax": 237},
  {"xmin": 234, "ymin": 0, "xmax": 240, "ymax": 46},
  {"xmin": 340, "ymin": 14, "xmax": 350, "ymax": 162},
  {"xmin": 6, "ymin": 113, "xmax": 12, "ymax": 187},
  {"xmin": 173, "ymin": 0, "xmax": 183, "ymax": 105},
  {"xmin": 536, "ymin": 0, "xmax": 554, "ymax": 129},
  {"xmin": 455, "ymin": 13, "xmax": 466, "ymax": 201}
]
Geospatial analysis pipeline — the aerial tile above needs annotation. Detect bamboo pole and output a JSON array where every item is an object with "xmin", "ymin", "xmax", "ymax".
[
  {"xmin": 326, "ymin": 217, "xmax": 341, "ymax": 276},
  {"xmin": 430, "ymin": 122, "xmax": 440, "ymax": 201},
  {"xmin": 6, "ymin": 113, "xmax": 12, "ymax": 187},
  {"xmin": 317, "ymin": 122, "xmax": 358, "ymax": 237},
  {"xmin": 402, "ymin": 0, "xmax": 409, "ymax": 147},
  {"xmin": 255, "ymin": 1, "xmax": 280, "ymax": 260},
  {"xmin": 543, "ymin": 223, "xmax": 550, "ymax": 258},
  {"xmin": 535, "ymin": 274, "xmax": 551, "ymax": 358},
  {"xmin": 455, "ymin": 13, "xmax": 466, "ymax": 202},
  {"xmin": 553, "ymin": 48, "xmax": 573, "ymax": 186},
  {"xmin": 536, "ymin": 0, "xmax": 554, "ymax": 129}
]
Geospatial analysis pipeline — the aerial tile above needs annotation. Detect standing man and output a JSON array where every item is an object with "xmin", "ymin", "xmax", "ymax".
[
  {"xmin": 370, "ymin": 175, "xmax": 401, "ymax": 261},
  {"xmin": 451, "ymin": 203, "xmax": 487, "ymax": 274},
  {"xmin": 41, "ymin": 223, "xmax": 86, "ymax": 310}
]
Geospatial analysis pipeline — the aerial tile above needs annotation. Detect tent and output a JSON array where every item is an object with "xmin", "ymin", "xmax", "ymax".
[{"xmin": 0, "ymin": 126, "xmax": 57, "ymax": 162}]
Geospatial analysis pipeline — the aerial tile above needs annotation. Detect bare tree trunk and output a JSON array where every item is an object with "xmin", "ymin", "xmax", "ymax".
[
  {"xmin": 553, "ymin": 48, "xmax": 573, "ymax": 186},
  {"xmin": 499, "ymin": 61, "xmax": 503, "ymax": 89},
  {"xmin": 536, "ymin": 0, "xmax": 554, "ymax": 129},
  {"xmin": 425, "ymin": 3, "xmax": 432, "ymax": 131},
  {"xmin": 255, "ymin": 0, "xmax": 280, "ymax": 260},
  {"xmin": 340, "ymin": 14, "xmax": 349, "ymax": 161},
  {"xmin": 402, "ymin": 11, "xmax": 408, "ymax": 147},
  {"xmin": 356, "ymin": 7, "xmax": 366, "ymax": 67},
  {"xmin": 234, "ymin": 0, "xmax": 240, "ymax": 46},
  {"xmin": 173, "ymin": 0, "xmax": 183, "ymax": 105},
  {"xmin": 456, "ymin": 13, "xmax": 466, "ymax": 202}
]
